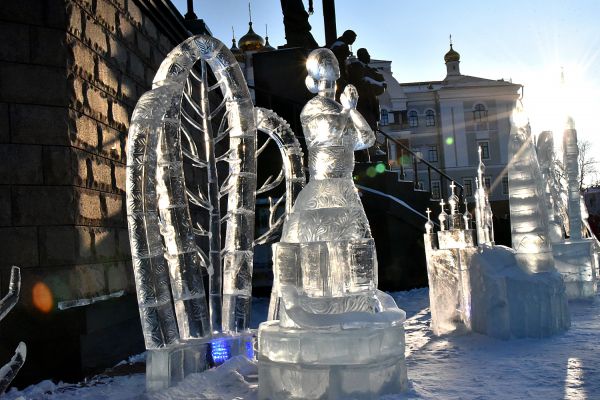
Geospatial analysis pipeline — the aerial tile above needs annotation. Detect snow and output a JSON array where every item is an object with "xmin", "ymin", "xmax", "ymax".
[{"xmin": 5, "ymin": 288, "xmax": 600, "ymax": 399}]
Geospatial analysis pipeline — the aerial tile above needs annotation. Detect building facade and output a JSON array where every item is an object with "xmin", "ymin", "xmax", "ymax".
[
  {"xmin": 374, "ymin": 45, "xmax": 522, "ymax": 215},
  {"xmin": 0, "ymin": 0, "xmax": 211, "ymax": 386}
]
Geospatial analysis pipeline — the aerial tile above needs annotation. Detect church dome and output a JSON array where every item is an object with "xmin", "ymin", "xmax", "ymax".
[
  {"xmin": 261, "ymin": 36, "xmax": 275, "ymax": 52},
  {"xmin": 444, "ymin": 44, "xmax": 460, "ymax": 63},
  {"xmin": 230, "ymin": 37, "xmax": 245, "ymax": 62},
  {"xmin": 239, "ymin": 22, "xmax": 265, "ymax": 52}
]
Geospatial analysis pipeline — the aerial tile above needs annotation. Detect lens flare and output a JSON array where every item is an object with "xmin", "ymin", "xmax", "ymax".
[{"xmin": 32, "ymin": 282, "xmax": 53, "ymax": 313}]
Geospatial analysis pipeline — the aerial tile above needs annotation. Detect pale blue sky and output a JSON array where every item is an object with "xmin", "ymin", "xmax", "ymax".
[{"xmin": 172, "ymin": 0, "xmax": 600, "ymax": 147}]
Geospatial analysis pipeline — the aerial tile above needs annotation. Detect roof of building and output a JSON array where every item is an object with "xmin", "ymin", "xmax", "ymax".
[{"xmin": 239, "ymin": 22, "xmax": 264, "ymax": 52}]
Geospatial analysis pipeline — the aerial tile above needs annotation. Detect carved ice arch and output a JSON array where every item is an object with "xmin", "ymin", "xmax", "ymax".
[{"xmin": 127, "ymin": 35, "xmax": 305, "ymax": 349}]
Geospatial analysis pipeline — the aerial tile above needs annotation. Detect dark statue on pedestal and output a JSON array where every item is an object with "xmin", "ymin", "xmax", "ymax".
[
  {"xmin": 347, "ymin": 48, "xmax": 386, "ymax": 131},
  {"xmin": 329, "ymin": 30, "xmax": 357, "ymax": 99},
  {"xmin": 280, "ymin": 0, "xmax": 319, "ymax": 49}
]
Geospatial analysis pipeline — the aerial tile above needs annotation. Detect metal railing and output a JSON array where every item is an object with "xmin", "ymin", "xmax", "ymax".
[
  {"xmin": 377, "ymin": 129, "xmax": 463, "ymax": 202},
  {"xmin": 249, "ymin": 84, "xmax": 462, "ymax": 202}
]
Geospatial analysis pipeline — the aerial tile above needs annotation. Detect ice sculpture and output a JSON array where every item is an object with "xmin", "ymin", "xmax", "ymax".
[
  {"xmin": 508, "ymin": 103, "xmax": 555, "ymax": 273},
  {"xmin": 423, "ymin": 102, "xmax": 570, "ymax": 338},
  {"xmin": 551, "ymin": 118, "xmax": 598, "ymax": 299},
  {"xmin": 127, "ymin": 35, "xmax": 305, "ymax": 391},
  {"xmin": 0, "ymin": 267, "xmax": 26, "ymax": 393},
  {"xmin": 536, "ymin": 131, "xmax": 565, "ymax": 242},
  {"xmin": 257, "ymin": 48, "xmax": 408, "ymax": 399},
  {"xmin": 474, "ymin": 148, "xmax": 494, "ymax": 246},
  {"xmin": 564, "ymin": 118, "xmax": 582, "ymax": 240}
]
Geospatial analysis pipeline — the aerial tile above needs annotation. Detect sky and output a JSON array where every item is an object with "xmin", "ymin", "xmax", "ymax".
[{"xmin": 172, "ymin": 0, "xmax": 600, "ymax": 161}]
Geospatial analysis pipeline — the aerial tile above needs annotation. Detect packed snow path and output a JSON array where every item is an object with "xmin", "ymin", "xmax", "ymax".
[{"xmin": 6, "ymin": 288, "xmax": 600, "ymax": 399}]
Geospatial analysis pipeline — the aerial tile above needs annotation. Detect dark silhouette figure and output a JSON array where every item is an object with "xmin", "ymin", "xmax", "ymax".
[
  {"xmin": 347, "ymin": 48, "xmax": 386, "ymax": 131},
  {"xmin": 329, "ymin": 30, "xmax": 357, "ymax": 99},
  {"xmin": 280, "ymin": 0, "xmax": 319, "ymax": 49}
]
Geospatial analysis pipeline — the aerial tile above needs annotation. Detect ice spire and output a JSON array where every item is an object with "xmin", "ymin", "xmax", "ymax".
[
  {"xmin": 463, "ymin": 198, "xmax": 472, "ymax": 230},
  {"xmin": 563, "ymin": 118, "xmax": 582, "ymax": 240},
  {"xmin": 448, "ymin": 181, "xmax": 462, "ymax": 229},
  {"xmin": 474, "ymin": 147, "xmax": 494, "ymax": 245},
  {"xmin": 439, "ymin": 199, "xmax": 448, "ymax": 231},
  {"xmin": 425, "ymin": 207, "xmax": 434, "ymax": 234},
  {"xmin": 536, "ymin": 131, "xmax": 564, "ymax": 242},
  {"xmin": 508, "ymin": 102, "xmax": 554, "ymax": 272}
]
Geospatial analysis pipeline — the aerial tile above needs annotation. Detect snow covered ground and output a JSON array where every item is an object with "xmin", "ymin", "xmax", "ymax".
[{"xmin": 5, "ymin": 288, "xmax": 600, "ymax": 399}]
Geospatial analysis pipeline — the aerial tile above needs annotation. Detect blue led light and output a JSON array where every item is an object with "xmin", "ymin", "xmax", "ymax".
[
  {"xmin": 245, "ymin": 339, "xmax": 254, "ymax": 359},
  {"xmin": 210, "ymin": 338, "xmax": 231, "ymax": 364}
]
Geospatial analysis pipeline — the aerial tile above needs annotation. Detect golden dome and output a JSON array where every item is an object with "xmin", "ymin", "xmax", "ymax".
[
  {"xmin": 444, "ymin": 44, "xmax": 460, "ymax": 63},
  {"xmin": 239, "ymin": 22, "xmax": 265, "ymax": 52},
  {"xmin": 230, "ymin": 37, "xmax": 245, "ymax": 62}
]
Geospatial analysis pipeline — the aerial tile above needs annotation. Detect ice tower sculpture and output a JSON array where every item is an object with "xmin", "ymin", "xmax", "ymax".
[
  {"xmin": 536, "ymin": 131, "xmax": 565, "ymax": 242},
  {"xmin": 257, "ymin": 48, "xmax": 408, "ymax": 400},
  {"xmin": 550, "ymin": 119, "xmax": 598, "ymax": 299},
  {"xmin": 126, "ymin": 35, "xmax": 305, "ymax": 391},
  {"xmin": 423, "ymin": 102, "xmax": 570, "ymax": 338}
]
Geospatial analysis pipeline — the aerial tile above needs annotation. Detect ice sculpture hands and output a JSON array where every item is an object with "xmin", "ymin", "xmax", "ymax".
[{"xmin": 340, "ymin": 84, "xmax": 358, "ymax": 110}]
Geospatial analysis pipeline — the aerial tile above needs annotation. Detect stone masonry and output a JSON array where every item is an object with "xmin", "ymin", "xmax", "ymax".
[{"xmin": 0, "ymin": 0, "xmax": 181, "ymax": 386}]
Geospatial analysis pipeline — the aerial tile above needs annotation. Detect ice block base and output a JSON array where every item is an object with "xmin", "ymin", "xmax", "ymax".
[
  {"xmin": 257, "ymin": 321, "xmax": 408, "ymax": 399},
  {"xmin": 553, "ymin": 239, "xmax": 598, "ymax": 300},
  {"xmin": 146, "ymin": 333, "xmax": 255, "ymax": 392}
]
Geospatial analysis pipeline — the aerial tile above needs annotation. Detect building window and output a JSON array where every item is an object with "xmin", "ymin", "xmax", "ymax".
[
  {"xmin": 380, "ymin": 109, "xmax": 389, "ymax": 126},
  {"xmin": 473, "ymin": 103, "xmax": 488, "ymax": 130},
  {"xmin": 473, "ymin": 103, "xmax": 488, "ymax": 121},
  {"xmin": 408, "ymin": 110, "xmax": 418, "ymax": 128},
  {"xmin": 502, "ymin": 176, "xmax": 509, "ymax": 194},
  {"xmin": 484, "ymin": 176, "xmax": 491, "ymax": 190},
  {"xmin": 463, "ymin": 178, "xmax": 473, "ymax": 197},
  {"xmin": 428, "ymin": 146, "xmax": 438, "ymax": 162},
  {"xmin": 431, "ymin": 180, "xmax": 441, "ymax": 200},
  {"xmin": 478, "ymin": 141, "xmax": 490, "ymax": 160},
  {"xmin": 425, "ymin": 110, "xmax": 435, "ymax": 126}
]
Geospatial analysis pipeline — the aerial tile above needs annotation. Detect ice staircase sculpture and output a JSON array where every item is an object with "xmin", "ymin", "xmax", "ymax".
[
  {"xmin": 537, "ymin": 125, "xmax": 599, "ymax": 299},
  {"xmin": 126, "ymin": 35, "xmax": 305, "ymax": 391},
  {"xmin": 0, "ymin": 266, "xmax": 26, "ymax": 393},
  {"xmin": 424, "ymin": 103, "xmax": 570, "ymax": 338},
  {"xmin": 257, "ymin": 49, "xmax": 408, "ymax": 400}
]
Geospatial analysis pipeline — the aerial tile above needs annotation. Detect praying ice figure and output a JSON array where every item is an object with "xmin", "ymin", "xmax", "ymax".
[
  {"xmin": 273, "ymin": 47, "xmax": 381, "ymax": 303},
  {"xmin": 281, "ymin": 48, "xmax": 375, "ymax": 251},
  {"xmin": 258, "ymin": 48, "xmax": 408, "ymax": 399}
]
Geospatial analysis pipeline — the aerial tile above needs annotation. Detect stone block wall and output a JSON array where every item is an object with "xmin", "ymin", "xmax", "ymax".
[{"xmin": 0, "ymin": 0, "xmax": 179, "ymax": 386}]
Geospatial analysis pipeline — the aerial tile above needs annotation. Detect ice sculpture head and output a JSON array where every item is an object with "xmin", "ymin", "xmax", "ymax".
[{"xmin": 305, "ymin": 48, "xmax": 340, "ymax": 98}]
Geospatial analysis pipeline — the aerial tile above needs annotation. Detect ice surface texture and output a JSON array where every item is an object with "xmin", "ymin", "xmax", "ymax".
[{"xmin": 258, "ymin": 48, "xmax": 407, "ymax": 399}]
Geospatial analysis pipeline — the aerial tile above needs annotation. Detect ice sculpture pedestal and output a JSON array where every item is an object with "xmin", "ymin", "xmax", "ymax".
[
  {"xmin": 258, "ymin": 320, "xmax": 407, "ymax": 400},
  {"xmin": 424, "ymin": 229, "xmax": 477, "ymax": 335},
  {"xmin": 553, "ymin": 239, "xmax": 598, "ymax": 299},
  {"xmin": 146, "ymin": 333, "xmax": 255, "ymax": 392}
]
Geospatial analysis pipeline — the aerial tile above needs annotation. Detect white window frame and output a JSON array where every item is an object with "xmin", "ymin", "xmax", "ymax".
[
  {"xmin": 430, "ymin": 180, "xmax": 441, "ymax": 200},
  {"xmin": 408, "ymin": 110, "xmax": 418, "ymax": 128},
  {"xmin": 425, "ymin": 109, "xmax": 435, "ymax": 127},
  {"xmin": 478, "ymin": 141, "xmax": 490, "ymax": 160},
  {"xmin": 463, "ymin": 178, "xmax": 473, "ymax": 197}
]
